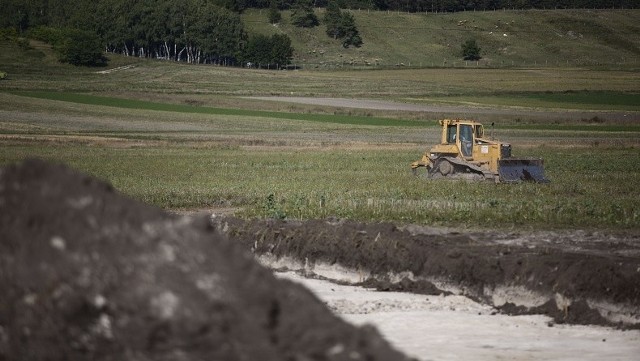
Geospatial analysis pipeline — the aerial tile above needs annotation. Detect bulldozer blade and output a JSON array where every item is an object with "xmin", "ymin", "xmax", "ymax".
[{"xmin": 499, "ymin": 158, "xmax": 549, "ymax": 183}]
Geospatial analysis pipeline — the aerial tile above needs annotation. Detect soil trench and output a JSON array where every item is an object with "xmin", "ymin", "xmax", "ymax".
[{"xmin": 213, "ymin": 216, "xmax": 640, "ymax": 329}]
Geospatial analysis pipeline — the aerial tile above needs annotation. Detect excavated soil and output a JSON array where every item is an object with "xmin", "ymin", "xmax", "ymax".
[
  {"xmin": 1, "ymin": 159, "xmax": 639, "ymax": 361},
  {"xmin": 218, "ymin": 218, "xmax": 640, "ymax": 329},
  {"xmin": 0, "ymin": 159, "xmax": 411, "ymax": 361}
]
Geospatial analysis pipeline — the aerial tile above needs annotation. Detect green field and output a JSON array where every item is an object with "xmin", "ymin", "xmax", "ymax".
[
  {"xmin": 423, "ymin": 91, "xmax": 640, "ymax": 112},
  {"xmin": 1, "ymin": 87, "xmax": 638, "ymax": 230},
  {"xmin": 1, "ymin": 141, "xmax": 639, "ymax": 230},
  {"xmin": 1, "ymin": 11, "xmax": 639, "ymax": 231},
  {"xmin": 242, "ymin": 9, "xmax": 640, "ymax": 69}
]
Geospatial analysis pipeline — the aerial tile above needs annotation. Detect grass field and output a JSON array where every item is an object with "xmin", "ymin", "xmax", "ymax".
[
  {"xmin": 242, "ymin": 9, "xmax": 640, "ymax": 69},
  {"xmin": 2, "ymin": 140, "xmax": 639, "ymax": 229},
  {"xmin": 1, "ymin": 17, "xmax": 639, "ymax": 230},
  {"xmin": 422, "ymin": 91, "xmax": 640, "ymax": 112},
  {"xmin": 1, "ymin": 88, "xmax": 639, "ymax": 230}
]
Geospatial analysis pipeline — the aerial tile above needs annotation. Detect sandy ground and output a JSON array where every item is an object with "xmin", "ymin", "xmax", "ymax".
[
  {"xmin": 278, "ymin": 271, "xmax": 640, "ymax": 361},
  {"xmin": 248, "ymin": 96, "xmax": 640, "ymax": 122}
]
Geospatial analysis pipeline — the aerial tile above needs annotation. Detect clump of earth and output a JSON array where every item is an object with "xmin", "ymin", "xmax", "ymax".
[{"xmin": 0, "ymin": 159, "xmax": 412, "ymax": 361}]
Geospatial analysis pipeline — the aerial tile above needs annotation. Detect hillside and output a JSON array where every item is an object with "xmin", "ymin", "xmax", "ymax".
[{"xmin": 242, "ymin": 9, "xmax": 640, "ymax": 69}]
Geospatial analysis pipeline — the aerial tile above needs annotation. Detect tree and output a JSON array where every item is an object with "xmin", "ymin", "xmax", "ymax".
[
  {"xmin": 244, "ymin": 34, "xmax": 272, "ymax": 65},
  {"xmin": 290, "ymin": 0, "xmax": 319, "ymax": 27},
  {"xmin": 57, "ymin": 29, "xmax": 107, "ymax": 66},
  {"xmin": 323, "ymin": 1, "xmax": 362, "ymax": 48},
  {"xmin": 243, "ymin": 33, "xmax": 293, "ymax": 68},
  {"xmin": 461, "ymin": 38, "xmax": 481, "ymax": 61},
  {"xmin": 270, "ymin": 33, "xmax": 293, "ymax": 65},
  {"xmin": 29, "ymin": 26, "xmax": 107, "ymax": 66},
  {"xmin": 183, "ymin": 1, "xmax": 247, "ymax": 63},
  {"xmin": 338, "ymin": 12, "xmax": 362, "ymax": 48},
  {"xmin": 324, "ymin": 0, "xmax": 342, "ymax": 38},
  {"xmin": 268, "ymin": 1, "xmax": 282, "ymax": 24}
]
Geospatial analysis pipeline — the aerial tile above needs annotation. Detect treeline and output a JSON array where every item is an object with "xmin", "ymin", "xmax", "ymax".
[
  {"xmin": 282, "ymin": 0, "xmax": 636, "ymax": 11},
  {"xmin": 3, "ymin": 0, "xmax": 248, "ymax": 64},
  {"xmin": 2, "ymin": 0, "xmax": 296, "ymax": 67},
  {"xmin": 135, "ymin": 0, "xmax": 640, "ymax": 12},
  {"xmin": 3, "ymin": 0, "xmax": 637, "ymax": 32},
  {"xmin": 4, "ymin": 0, "xmax": 636, "ymax": 33},
  {"xmin": 329, "ymin": 0, "xmax": 638, "ymax": 12}
]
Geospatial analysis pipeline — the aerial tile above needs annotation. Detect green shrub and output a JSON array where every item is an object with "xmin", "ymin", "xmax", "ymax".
[
  {"xmin": 461, "ymin": 38, "xmax": 481, "ymax": 61},
  {"xmin": 56, "ymin": 29, "xmax": 107, "ymax": 66},
  {"xmin": 243, "ymin": 33, "xmax": 293, "ymax": 68},
  {"xmin": 29, "ymin": 26, "xmax": 67, "ymax": 46},
  {"xmin": 28, "ymin": 26, "xmax": 107, "ymax": 66},
  {"xmin": 0, "ymin": 27, "xmax": 18, "ymax": 40},
  {"xmin": 291, "ymin": 0, "xmax": 319, "ymax": 27},
  {"xmin": 324, "ymin": 1, "xmax": 363, "ymax": 48},
  {"xmin": 268, "ymin": 1, "xmax": 282, "ymax": 24}
]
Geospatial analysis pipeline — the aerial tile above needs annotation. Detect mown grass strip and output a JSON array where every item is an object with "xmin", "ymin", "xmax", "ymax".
[
  {"xmin": 426, "ymin": 91, "xmax": 640, "ymax": 113},
  {"xmin": 11, "ymin": 91, "xmax": 426, "ymax": 127},
  {"xmin": 522, "ymin": 92, "xmax": 640, "ymax": 108},
  {"xmin": 503, "ymin": 124, "xmax": 640, "ymax": 132}
]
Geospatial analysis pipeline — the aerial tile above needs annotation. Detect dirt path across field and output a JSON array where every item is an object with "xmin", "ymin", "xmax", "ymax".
[{"xmin": 248, "ymin": 96, "xmax": 640, "ymax": 122}]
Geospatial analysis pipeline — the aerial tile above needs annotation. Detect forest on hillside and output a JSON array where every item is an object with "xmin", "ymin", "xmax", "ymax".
[
  {"xmin": 3, "ymin": 0, "xmax": 636, "ymax": 33},
  {"xmin": 1, "ymin": 0, "xmax": 637, "ymax": 67},
  {"xmin": 3, "ymin": 0, "xmax": 635, "ymax": 28}
]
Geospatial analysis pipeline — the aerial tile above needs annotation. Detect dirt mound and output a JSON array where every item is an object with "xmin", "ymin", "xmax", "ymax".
[
  {"xmin": 221, "ymin": 218, "xmax": 640, "ymax": 328},
  {"xmin": 0, "ymin": 159, "xmax": 412, "ymax": 361}
]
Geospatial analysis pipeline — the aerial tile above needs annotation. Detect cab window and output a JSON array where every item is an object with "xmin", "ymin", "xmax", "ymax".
[
  {"xmin": 460, "ymin": 125, "xmax": 473, "ymax": 143},
  {"xmin": 446, "ymin": 125, "xmax": 456, "ymax": 143},
  {"xmin": 460, "ymin": 124, "xmax": 473, "ymax": 157}
]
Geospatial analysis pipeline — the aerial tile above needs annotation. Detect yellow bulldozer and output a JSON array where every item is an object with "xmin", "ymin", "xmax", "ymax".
[{"xmin": 411, "ymin": 119, "xmax": 549, "ymax": 183}]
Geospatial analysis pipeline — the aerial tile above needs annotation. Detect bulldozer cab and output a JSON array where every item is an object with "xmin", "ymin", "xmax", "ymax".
[{"xmin": 442, "ymin": 120, "xmax": 483, "ymax": 159}]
